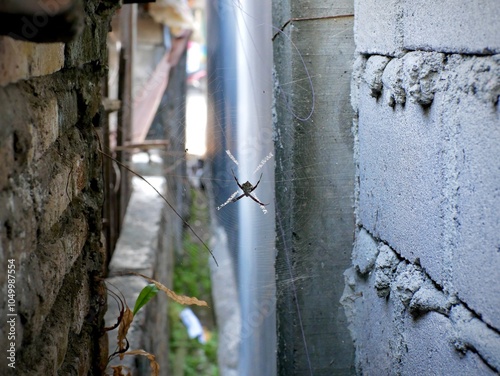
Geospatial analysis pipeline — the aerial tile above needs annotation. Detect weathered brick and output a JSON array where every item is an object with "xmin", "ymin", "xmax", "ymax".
[
  {"xmin": 16, "ymin": 255, "xmax": 93, "ymax": 374},
  {"xmin": 57, "ymin": 90, "xmax": 79, "ymax": 130},
  {"xmin": 64, "ymin": 13, "xmax": 110, "ymax": 67},
  {"xmin": 0, "ymin": 85, "xmax": 33, "ymax": 189},
  {"xmin": 0, "ymin": 36, "xmax": 64, "ymax": 86},
  {"xmin": 31, "ymin": 96, "xmax": 59, "ymax": 161},
  {"xmin": 0, "ymin": 133, "xmax": 15, "ymax": 190},
  {"xmin": 0, "ymin": 2, "xmax": 114, "ymax": 373}
]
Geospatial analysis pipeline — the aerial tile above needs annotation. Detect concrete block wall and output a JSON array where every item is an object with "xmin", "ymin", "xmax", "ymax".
[
  {"xmin": 354, "ymin": 0, "xmax": 500, "ymax": 56},
  {"xmin": 0, "ymin": 1, "xmax": 117, "ymax": 374},
  {"xmin": 343, "ymin": 1, "xmax": 500, "ymax": 374}
]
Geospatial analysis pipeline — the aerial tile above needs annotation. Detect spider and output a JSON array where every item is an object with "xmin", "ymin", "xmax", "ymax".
[{"xmin": 231, "ymin": 169, "xmax": 268, "ymax": 206}]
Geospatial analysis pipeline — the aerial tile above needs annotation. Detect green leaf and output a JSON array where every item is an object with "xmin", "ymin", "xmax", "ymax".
[{"xmin": 133, "ymin": 283, "xmax": 159, "ymax": 315}]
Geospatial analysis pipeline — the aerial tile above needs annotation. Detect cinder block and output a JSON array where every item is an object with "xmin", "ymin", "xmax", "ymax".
[
  {"xmin": 451, "ymin": 305, "xmax": 500, "ymax": 371},
  {"xmin": 0, "ymin": 37, "xmax": 64, "ymax": 86},
  {"xmin": 357, "ymin": 79, "xmax": 448, "ymax": 287},
  {"xmin": 354, "ymin": 0, "xmax": 404, "ymax": 56},
  {"xmin": 401, "ymin": 312, "xmax": 497, "ymax": 375},
  {"xmin": 403, "ymin": 0, "xmax": 500, "ymax": 54},
  {"xmin": 357, "ymin": 53, "xmax": 500, "ymax": 297},
  {"xmin": 343, "ymin": 266, "xmax": 403, "ymax": 374},
  {"xmin": 445, "ymin": 56, "xmax": 500, "ymax": 330}
]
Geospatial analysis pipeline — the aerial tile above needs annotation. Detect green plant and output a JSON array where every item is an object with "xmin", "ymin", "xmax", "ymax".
[
  {"xmin": 105, "ymin": 274, "xmax": 209, "ymax": 376},
  {"xmin": 97, "ymin": 151, "xmax": 217, "ymax": 375},
  {"xmin": 169, "ymin": 188, "xmax": 219, "ymax": 375}
]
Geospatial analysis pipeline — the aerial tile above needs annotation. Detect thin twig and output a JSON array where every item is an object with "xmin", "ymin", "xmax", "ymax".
[{"xmin": 98, "ymin": 149, "xmax": 219, "ymax": 267}]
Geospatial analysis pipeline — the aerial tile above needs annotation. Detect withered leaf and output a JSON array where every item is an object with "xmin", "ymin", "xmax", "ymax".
[
  {"xmin": 111, "ymin": 365, "xmax": 132, "ymax": 376},
  {"xmin": 130, "ymin": 272, "xmax": 208, "ymax": 307},
  {"xmin": 117, "ymin": 307, "xmax": 134, "ymax": 357},
  {"xmin": 123, "ymin": 349, "xmax": 160, "ymax": 376}
]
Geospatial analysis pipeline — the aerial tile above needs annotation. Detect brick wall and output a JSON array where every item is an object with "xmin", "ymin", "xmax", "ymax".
[
  {"xmin": 0, "ymin": 1, "xmax": 117, "ymax": 374},
  {"xmin": 343, "ymin": 1, "xmax": 500, "ymax": 374}
]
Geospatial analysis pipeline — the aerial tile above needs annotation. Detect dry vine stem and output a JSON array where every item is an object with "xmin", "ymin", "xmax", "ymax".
[
  {"xmin": 98, "ymin": 149, "xmax": 219, "ymax": 267},
  {"xmin": 104, "ymin": 286, "xmax": 159, "ymax": 376},
  {"xmin": 127, "ymin": 272, "xmax": 208, "ymax": 307}
]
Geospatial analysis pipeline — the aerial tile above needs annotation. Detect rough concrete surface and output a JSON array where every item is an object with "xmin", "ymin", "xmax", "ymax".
[
  {"xmin": 342, "ymin": 235, "xmax": 499, "ymax": 375},
  {"xmin": 354, "ymin": 0, "xmax": 404, "ymax": 56},
  {"xmin": 348, "ymin": 1, "xmax": 500, "ymax": 373},
  {"xmin": 357, "ymin": 83, "xmax": 446, "ymax": 285},
  {"xmin": 404, "ymin": 0, "xmax": 500, "ymax": 54},
  {"xmin": 446, "ymin": 56, "xmax": 500, "ymax": 331},
  {"xmin": 357, "ymin": 52, "xmax": 500, "ymax": 317},
  {"xmin": 348, "ymin": 51, "xmax": 500, "ymax": 373},
  {"xmin": 352, "ymin": 227, "xmax": 378, "ymax": 274},
  {"xmin": 273, "ymin": 0, "xmax": 356, "ymax": 374},
  {"xmin": 401, "ymin": 311, "xmax": 496, "ymax": 375},
  {"xmin": 108, "ymin": 177, "xmax": 165, "ymax": 273},
  {"xmin": 355, "ymin": 0, "xmax": 500, "ymax": 56}
]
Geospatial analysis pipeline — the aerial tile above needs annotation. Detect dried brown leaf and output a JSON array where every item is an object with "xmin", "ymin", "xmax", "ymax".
[
  {"xmin": 111, "ymin": 365, "xmax": 131, "ymax": 376},
  {"xmin": 123, "ymin": 349, "xmax": 160, "ymax": 376},
  {"xmin": 117, "ymin": 307, "xmax": 134, "ymax": 356},
  {"xmin": 129, "ymin": 272, "xmax": 208, "ymax": 307}
]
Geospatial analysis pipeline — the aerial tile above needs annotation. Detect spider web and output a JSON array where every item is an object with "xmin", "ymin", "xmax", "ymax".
[
  {"xmin": 215, "ymin": 150, "xmax": 270, "ymax": 213},
  {"xmin": 138, "ymin": 0, "xmax": 354, "ymax": 374}
]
